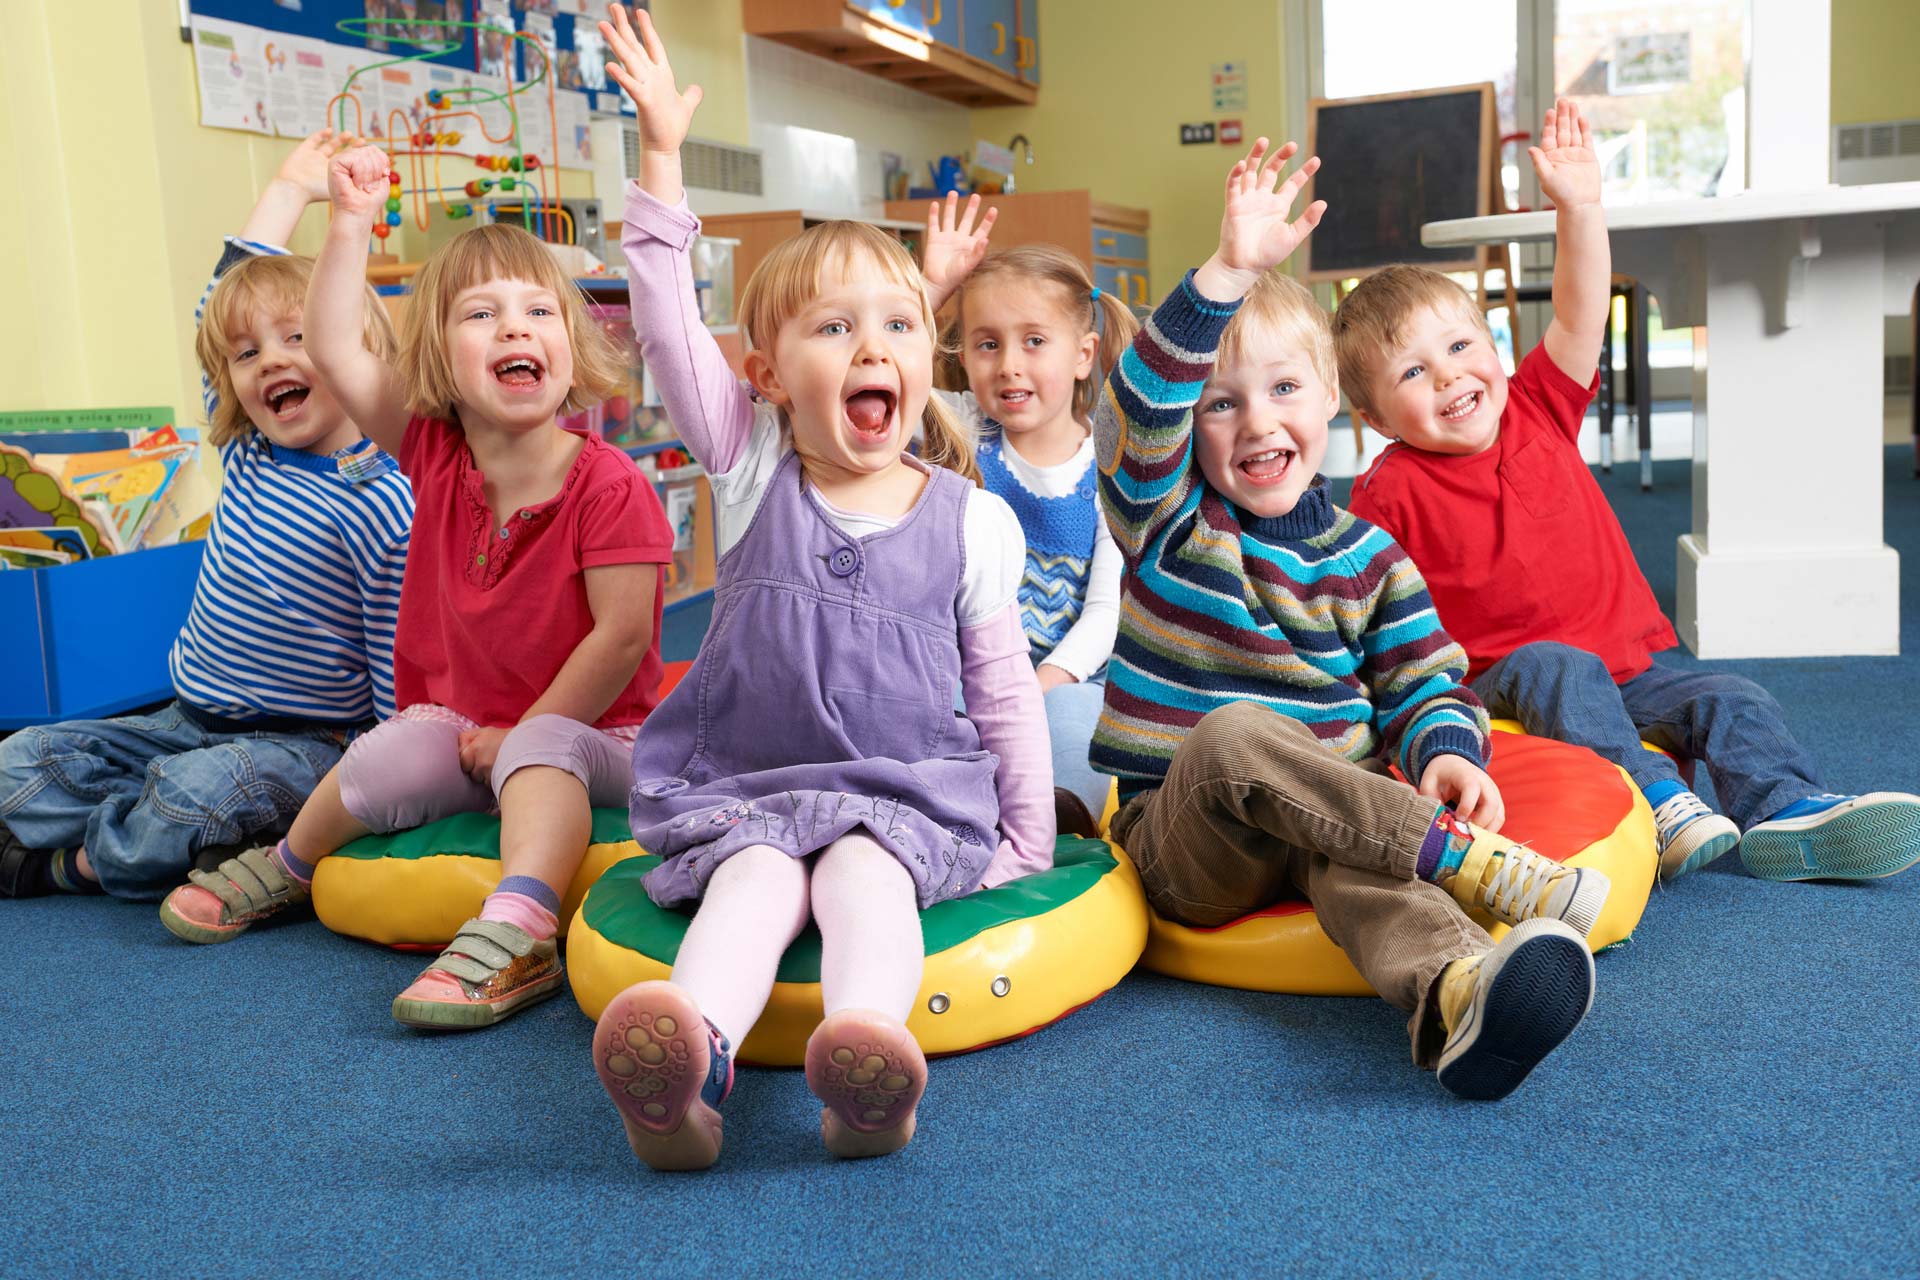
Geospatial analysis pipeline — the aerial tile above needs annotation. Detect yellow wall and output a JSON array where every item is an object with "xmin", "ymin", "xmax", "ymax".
[
  {"xmin": 1831, "ymin": 0, "xmax": 1920, "ymax": 125},
  {"xmin": 971, "ymin": 0, "xmax": 1287, "ymax": 286},
  {"xmin": 0, "ymin": 0, "xmax": 746, "ymax": 425}
]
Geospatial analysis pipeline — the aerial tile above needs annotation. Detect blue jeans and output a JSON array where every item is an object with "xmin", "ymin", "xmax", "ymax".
[
  {"xmin": 1470, "ymin": 642, "xmax": 1823, "ymax": 831},
  {"xmin": 0, "ymin": 702, "xmax": 345, "ymax": 899},
  {"xmin": 1045, "ymin": 670, "xmax": 1112, "ymax": 817}
]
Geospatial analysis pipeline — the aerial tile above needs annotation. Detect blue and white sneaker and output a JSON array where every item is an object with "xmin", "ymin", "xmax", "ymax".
[
  {"xmin": 1741, "ymin": 793, "xmax": 1920, "ymax": 882},
  {"xmin": 1651, "ymin": 790, "xmax": 1742, "ymax": 882},
  {"xmin": 1436, "ymin": 918, "xmax": 1596, "ymax": 1101}
]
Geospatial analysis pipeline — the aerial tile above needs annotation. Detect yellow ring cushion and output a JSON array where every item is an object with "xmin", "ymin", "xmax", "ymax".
[
  {"xmin": 1137, "ymin": 721, "xmax": 1659, "ymax": 995},
  {"xmin": 312, "ymin": 808, "xmax": 641, "ymax": 950},
  {"xmin": 568, "ymin": 834, "xmax": 1149, "ymax": 1066}
]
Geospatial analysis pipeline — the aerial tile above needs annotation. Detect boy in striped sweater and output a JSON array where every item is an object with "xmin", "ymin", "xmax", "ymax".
[
  {"xmin": 0, "ymin": 130, "xmax": 412, "ymax": 901},
  {"xmin": 1096, "ymin": 140, "xmax": 1609, "ymax": 1098}
]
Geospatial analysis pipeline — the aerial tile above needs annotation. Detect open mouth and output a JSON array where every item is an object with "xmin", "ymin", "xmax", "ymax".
[
  {"xmin": 1237, "ymin": 447, "xmax": 1296, "ymax": 487},
  {"xmin": 492, "ymin": 355, "xmax": 546, "ymax": 392},
  {"xmin": 997, "ymin": 388, "xmax": 1034, "ymax": 412},
  {"xmin": 1440, "ymin": 390, "xmax": 1482, "ymax": 422},
  {"xmin": 263, "ymin": 379, "xmax": 311, "ymax": 420},
  {"xmin": 844, "ymin": 386, "xmax": 898, "ymax": 442}
]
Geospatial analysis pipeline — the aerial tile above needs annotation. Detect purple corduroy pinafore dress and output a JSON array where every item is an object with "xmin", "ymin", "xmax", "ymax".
[{"xmin": 631, "ymin": 450, "xmax": 1002, "ymax": 910}]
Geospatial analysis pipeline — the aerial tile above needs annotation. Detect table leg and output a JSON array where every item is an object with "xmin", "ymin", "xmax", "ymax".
[{"xmin": 1675, "ymin": 217, "xmax": 1899, "ymax": 658}]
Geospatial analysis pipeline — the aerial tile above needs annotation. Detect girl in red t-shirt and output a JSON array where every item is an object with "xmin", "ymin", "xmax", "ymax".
[{"xmin": 159, "ymin": 146, "xmax": 675, "ymax": 1033}]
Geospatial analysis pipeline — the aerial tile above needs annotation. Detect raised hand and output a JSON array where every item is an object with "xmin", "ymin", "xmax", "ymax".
[
  {"xmin": 1215, "ymin": 139, "xmax": 1324, "ymax": 279},
  {"xmin": 328, "ymin": 144, "xmax": 393, "ymax": 225},
  {"xmin": 921, "ymin": 192, "xmax": 998, "ymax": 308},
  {"xmin": 600, "ymin": 3, "xmax": 703, "ymax": 157},
  {"xmin": 1529, "ymin": 97, "xmax": 1601, "ymax": 210},
  {"xmin": 275, "ymin": 128, "xmax": 364, "ymax": 203}
]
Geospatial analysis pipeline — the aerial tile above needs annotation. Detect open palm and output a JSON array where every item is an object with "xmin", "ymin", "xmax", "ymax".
[
  {"xmin": 922, "ymin": 192, "xmax": 998, "ymax": 295},
  {"xmin": 600, "ymin": 3, "xmax": 702, "ymax": 154},
  {"xmin": 1530, "ymin": 97, "xmax": 1601, "ymax": 209},
  {"xmin": 1217, "ymin": 139, "xmax": 1325, "ymax": 275}
]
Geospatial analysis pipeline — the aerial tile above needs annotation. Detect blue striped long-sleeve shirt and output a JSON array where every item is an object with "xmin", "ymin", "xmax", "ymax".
[
  {"xmin": 1091, "ymin": 271, "xmax": 1488, "ymax": 801},
  {"xmin": 169, "ymin": 237, "xmax": 413, "ymax": 724}
]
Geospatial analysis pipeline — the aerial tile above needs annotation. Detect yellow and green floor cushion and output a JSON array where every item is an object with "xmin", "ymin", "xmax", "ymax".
[
  {"xmin": 1139, "ymin": 721, "xmax": 1660, "ymax": 995},
  {"xmin": 312, "ymin": 807, "xmax": 641, "ymax": 950},
  {"xmin": 568, "ymin": 835, "xmax": 1149, "ymax": 1066}
]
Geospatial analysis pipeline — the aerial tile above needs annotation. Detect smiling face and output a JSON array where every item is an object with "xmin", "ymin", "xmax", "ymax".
[
  {"xmin": 744, "ymin": 252, "xmax": 934, "ymax": 480},
  {"xmin": 958, "ymin": 277, "xmax": 1099, "ymax": 440},
  {"xmin": 443, "ymin": 275, "xmax": 575, "ymax": 432},
  {"xmin": 1358, "ymin": 303, "xmax": 1509, "ymax": 455},
  {"xmin": 1193, "ymin": 343, "xmax": 1339, "ymax": 520},
  {"xmin": 224, "ymin": 302, "xmax": 358, "ymax": 455}
]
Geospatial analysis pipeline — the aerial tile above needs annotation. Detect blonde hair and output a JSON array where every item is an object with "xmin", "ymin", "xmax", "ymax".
[
  {"xmin": 196, "ymin": 254, "xmax": 396, "ymax": 448},
  {"xmin": 400, "ymin": 222, "xmax": 625, "ymax": 421},
  {"xmin": 1216, "ymin": 269, "xmax": 1337, "ymax": 390},
  {"xmin": 738, "ymin": 220, "xmax": 980, "ymax": 486},
  {"xmin": 951, "ymin": 244, "xmax": 1141, "ymax": 421},
  {"xmin": 1331, "ymin": 264, "xmax": 1490, "ymax": 416}
]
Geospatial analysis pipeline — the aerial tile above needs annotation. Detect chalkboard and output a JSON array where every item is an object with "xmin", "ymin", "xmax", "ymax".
[{"xmin": 1301, "ymin": 83, "xmax": 1493, "ymax": 282}]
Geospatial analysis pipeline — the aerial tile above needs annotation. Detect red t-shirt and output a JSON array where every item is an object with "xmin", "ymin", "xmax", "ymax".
[
  {"xmin": 393, "ymin": 417, "xmax": 673, "ymax": 728},
  {"xmin": 1347, "ymin": 345, "xmax": 1676, "ymax": 683}
]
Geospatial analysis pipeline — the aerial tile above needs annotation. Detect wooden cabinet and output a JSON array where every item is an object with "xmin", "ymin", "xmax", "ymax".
[
  {"xmin": 884, "ymin": 190, "xmax": 1148, "ymax": 308},
  {"xmin": 743, "ymin": 0, "xmax": 1037, "ymax": 108},
  {"xmin": 692, "ymin": 210, "xmax": 925, "ymax": 312},
  {"xmin": 1015, "ymin": 0, "xmax": 1040, "ymax": 86}
]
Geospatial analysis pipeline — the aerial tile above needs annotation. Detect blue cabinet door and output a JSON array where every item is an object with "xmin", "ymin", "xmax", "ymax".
[
  {"xmin": 924, "ymin": 0, "xmax": 961, "ymax": 48},
  {"xmin": 964, "ymin": 0, "xmax": 1018, "ymax": 76},
  {"xmin": 862, "ymin": 0, "xmax": 929, "ymax": 38},
  {"xmin": 1016, "ymin": 0, "xmax": 1040, "ymax": 84}
]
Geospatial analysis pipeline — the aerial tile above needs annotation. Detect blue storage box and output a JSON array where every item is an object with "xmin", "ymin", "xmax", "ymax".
[{"xmin": 0, "ymin": 542, "xmax": 204, "ymax": 730}]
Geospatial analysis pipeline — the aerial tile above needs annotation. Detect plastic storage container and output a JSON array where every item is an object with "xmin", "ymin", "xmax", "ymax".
[{"xmin": 0, "ymin": 542, "xmax": 204, "ymax": 729}]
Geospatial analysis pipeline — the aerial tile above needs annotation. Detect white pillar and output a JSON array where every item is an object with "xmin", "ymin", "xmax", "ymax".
[{"xmin": 1746, "ymin": 0, "xmax": 1831, "ymax": 192}]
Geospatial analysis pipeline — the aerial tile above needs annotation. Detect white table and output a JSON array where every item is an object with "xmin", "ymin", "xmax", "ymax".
[{"xmin": 1425, "ymin": 184, "xmax": 1920, "ymax": 660}]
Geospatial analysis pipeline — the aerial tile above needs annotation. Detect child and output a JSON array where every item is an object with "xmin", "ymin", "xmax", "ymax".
[
  {"xmin": 1339, "ymin": 99, "xmax": 1920, "ymax": 884},
  {"xmin": 593, "ymin": 2, "xmax": 1053, "ymax": 1168},
  {"xmin": 0, "ymin": 130, "xmax": 413, "ymax": 901},
  {"xmin": 1097, "ymin": 138, "xmax": 1610, "ymax": 1100},
  {"xmin": 155, "ymin": 143, "xmax": 676, "ymax": 1033},
  {"xmin": 917, "ymin": 195, "xmax": 1139, "ymax": 827}
]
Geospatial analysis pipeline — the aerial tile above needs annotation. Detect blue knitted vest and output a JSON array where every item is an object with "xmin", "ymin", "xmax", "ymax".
[{"xmin": 977, "ymin": 431, "xmax": 1099, "ymax": 664}]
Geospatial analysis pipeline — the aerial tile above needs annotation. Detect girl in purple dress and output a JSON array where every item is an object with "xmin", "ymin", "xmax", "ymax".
[{"xmin": 594, "ymin": 4, "xmax": 1055, "ymax": 1171}]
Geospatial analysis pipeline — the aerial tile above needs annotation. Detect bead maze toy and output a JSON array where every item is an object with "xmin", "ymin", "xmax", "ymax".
[{"xmin": 328, "ymin": 16, "xmax": 565, "ymax": 245}]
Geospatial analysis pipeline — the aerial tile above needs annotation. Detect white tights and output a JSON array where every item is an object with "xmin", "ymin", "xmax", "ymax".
[{"xmin": 668, "ymin": 834, "xmax": 926, "ymax": 1047}]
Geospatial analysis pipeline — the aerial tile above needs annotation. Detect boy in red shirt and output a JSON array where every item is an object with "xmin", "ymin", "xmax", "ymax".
[{"xmin": 1340, "ymin": 99, "xmax": 1920, "ymax": 885}]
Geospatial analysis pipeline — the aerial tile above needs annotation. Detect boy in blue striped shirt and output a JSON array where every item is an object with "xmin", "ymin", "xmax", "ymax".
[{"xmin": 0, "ymin": 130, "xmax": 413, "ymax": 900}]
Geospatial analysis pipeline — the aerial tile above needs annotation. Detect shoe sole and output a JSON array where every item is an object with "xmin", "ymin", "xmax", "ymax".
[
  {"xmin": 1437, "ymin": 921, "xmax": 1595, "ymax": 1102},
  {"xmin": 1740, "ymin": 796, "xmax": 1920, "ymax": 882},
  {"xmin": 1659, "ymin": 827, "xmax": 1742, "ymax": 882},
  {"xmin": 594, "ymin": 982, "xmax": 723, "ymax": 1172},
  {"xmin": 805, "ymin": 1009, "xmax": 926, "ymax": 1159},
  {"xmin": 391, "ymin": 966, "xmax": 564, "ymax": 1030},
  {"xmin": 158, "ymin": 895, "xmax": 251, "ymax": 945}
]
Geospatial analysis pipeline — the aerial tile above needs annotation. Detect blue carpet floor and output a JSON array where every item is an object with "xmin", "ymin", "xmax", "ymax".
[{"xmin": 5, "ymin": 451, "xmax": 1917, "ymax": 1278}]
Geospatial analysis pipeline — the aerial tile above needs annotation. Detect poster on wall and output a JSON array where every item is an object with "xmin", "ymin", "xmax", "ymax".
[{"xmin": 191, "ymin": 17, "xmax": 272, "ymax": 135}]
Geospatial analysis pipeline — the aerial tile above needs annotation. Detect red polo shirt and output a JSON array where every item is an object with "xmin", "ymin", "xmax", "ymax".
[
  {"xmin": 1347, "ymin": 345, "xmax": 1676, "ymax": 683},
  {"xmin": 393, "ymin": 417, "xmax": 672, "ymax": 728}
]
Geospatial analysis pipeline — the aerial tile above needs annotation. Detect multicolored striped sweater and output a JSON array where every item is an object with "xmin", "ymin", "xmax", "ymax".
[{"xmin": 1091, "ymin": 271, "xmax": 1489, "ymax": 801}]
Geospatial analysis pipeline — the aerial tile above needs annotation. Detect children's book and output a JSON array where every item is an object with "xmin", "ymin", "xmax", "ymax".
[{"xmin": 0, "ymin": 443, "xmax": 113, "ymax": 560}]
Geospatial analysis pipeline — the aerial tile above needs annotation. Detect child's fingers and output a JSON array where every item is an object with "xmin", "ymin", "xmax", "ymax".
[
  {"xmin": 604, "ymin": 61, "xmax": 641, "ymax": 103},
  {"xmin": 957, "ymin": 192, "xmax": 982, "ymax": 236},
  {"xmin": 1292, "ymin": 199, "xmax": 1327, "ymax": 237},
  {"xmin": 941, "ymin": 189, "xmax": 959, "ymax": 232},
  {"xmin": 1277, "ymin": 153, "xmax": 1320, "ymax": 202},
  {"xmin": 976, "ymin": 204, "xmax": 998, "ymax": 239},
  {"xmin": 635, "ymin": 7, "xmax": 671, "ymax": 72}
]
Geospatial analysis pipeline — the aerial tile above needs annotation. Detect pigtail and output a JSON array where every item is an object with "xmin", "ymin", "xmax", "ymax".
[
  {"xmin": 1075, "ymin": 287, "xmax": 1142, "ymax": 421},
  {"xmin": 920, "ymin": 392, "xmax": 982, "ymax": 486}
]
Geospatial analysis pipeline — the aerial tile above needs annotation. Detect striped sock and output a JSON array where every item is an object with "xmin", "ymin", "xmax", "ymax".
[
  {"xmin": 480, "ymin": 875, "xmax": 562, "ymax": 941},
  {"xmin": 49, "ymin": 849, "xmax": 101, "ymax": 895}
]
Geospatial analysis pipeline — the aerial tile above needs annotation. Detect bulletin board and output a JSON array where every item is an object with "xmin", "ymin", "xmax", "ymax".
[
  {"xmin": 1301, "ymin": 82, "xmax": 1494, "ymax": 282},
  {"xmin": 184, "ymin": 0, "xmax": 626, "ymax": 106}
]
